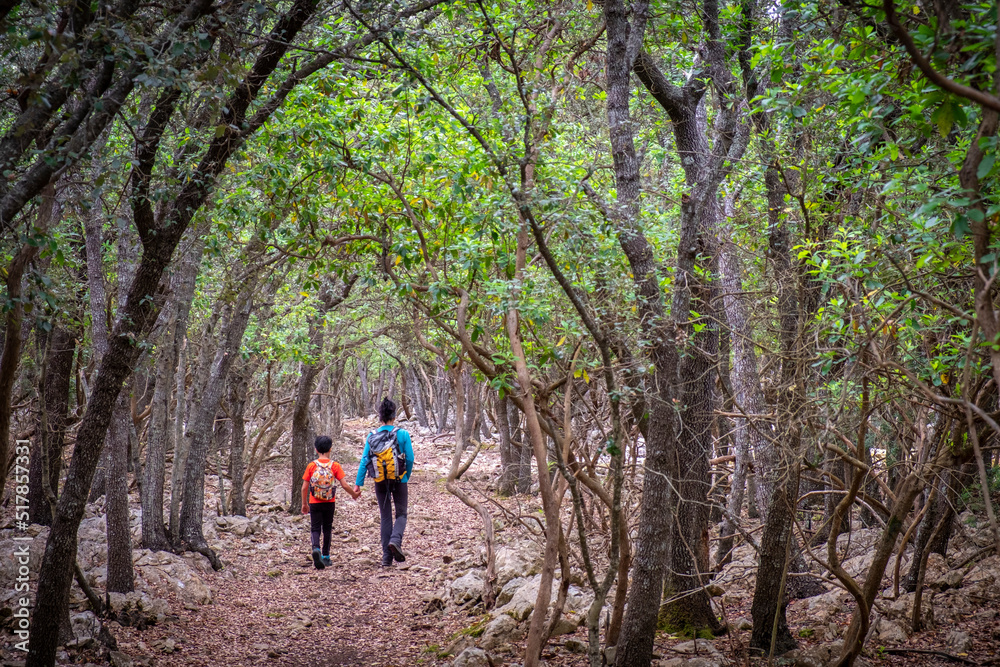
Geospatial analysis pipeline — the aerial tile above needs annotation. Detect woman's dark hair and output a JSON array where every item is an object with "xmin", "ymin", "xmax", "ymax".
[
  {"xmin": 314, "ymin": 435, "xmax": 333, "ymax": 454},
  {"xmin": 378, "ymin": 397, "xmax": 397, "ymax": 424}
]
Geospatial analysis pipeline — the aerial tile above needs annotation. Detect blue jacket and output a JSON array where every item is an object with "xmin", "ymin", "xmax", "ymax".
[{"xmin": 355, "ymin": 425, "xmax": 414, "ymax": 486}]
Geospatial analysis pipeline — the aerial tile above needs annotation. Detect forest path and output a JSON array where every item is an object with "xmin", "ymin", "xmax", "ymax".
[{"xmin": 115, "ymin": 425, "xmax": 486, "ymax": 667}]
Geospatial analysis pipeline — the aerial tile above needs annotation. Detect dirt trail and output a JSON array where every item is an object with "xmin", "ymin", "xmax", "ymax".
[{"xmin": 114, "ymin": 422, "xmax": 485, "ymax": 667}]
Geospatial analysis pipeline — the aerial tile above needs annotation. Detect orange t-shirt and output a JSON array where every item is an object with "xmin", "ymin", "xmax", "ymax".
[{"xmin": 303, "ymin": 459, "xmax": 345, "ymax": 503}]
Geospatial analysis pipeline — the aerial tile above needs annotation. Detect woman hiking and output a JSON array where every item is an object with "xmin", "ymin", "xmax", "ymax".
[{"xmin": 354, "ymin": 397, "xmax": 414, "ymax": 567}]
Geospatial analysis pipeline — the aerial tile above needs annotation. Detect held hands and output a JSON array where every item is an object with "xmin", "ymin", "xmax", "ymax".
[{"xmin": 352, "ymin": 484, "xmax": 362, "ymax": 500}]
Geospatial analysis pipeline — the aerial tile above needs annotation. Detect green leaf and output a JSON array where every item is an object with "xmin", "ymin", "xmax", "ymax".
[
  {"xmin": 934, "ymin": 101, "xmax": 954, "ymax": 137},
  {"xmin": 978, "ymin": 153, "xmax": 995, "ymax": 180},
  {"xmin": 950, "ymin": 214, "xmax": 971, "ymax": 238}
]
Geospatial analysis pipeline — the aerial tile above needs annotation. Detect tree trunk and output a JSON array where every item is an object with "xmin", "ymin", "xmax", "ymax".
[
  {"xmin": 445, "ymin": 359, "xmax": 497, "ymax": 608},
  {"xmin": 141, "ymin": 310, "xmax": 176, "ymax": 550},
  {"xmin": 514, "ymin": 401, "xmax": 532, "ymax": 494},
  {"xmin": 834, "ymin": 450, "xmax": 946, "ymax": 666},
  {"xmin": 497, "ymin": 394, "xmax": 516, "ymax": 496},
  {"xmin": 436, "ymin": 362, "xmax": 451, "ymax": 431},
  {"xmin": 749, "ymin": 153, "xmax": 805, "ymax": 657},
  {"xmin": 214, "ymin": 411, "xmax": 231, "ymax": 515},
  {"xmin": 329, "ymin": 358, "xmax": 346, "ymax": 440},
  {"xmin": 169, "ymin": 335, "xmax": 188, "ymax": 540},
  {"xmin": 83, "ymin": 185, "xmax": 112, "ymax": 502},
  {"xmin": 105, "ymin": 388, "xmax": 135, "ymax": 594},
  {"xmin": 290, "ymin": 357, "xmax": 323, "ymax": 513},
  {"xmin": 506, "ymin": 311, "xmax": 561, "ymax": 667},
  {"xmin": 718, "ymin": 223, "xmax": 774, "ymax": 523},
  {"xmin": 179, "ymin": 287, "xmax": 254, "ymax": 566},
  {"xmin": 661, "ymin": 258, "xmax": 723, "ymax": 635},
  {"xmin": 749, "ymin": 449, "xmax": 800, "ymax": 656},
  {"xmin": 358, "ymin": 360, "xmax": 369, "ymax": 417},
  {"xmin": 747, "ymin": 474, "xmax": 760, "ymax": 518},
  {"xmin": 408, "ymin": 366, "xmax": 429, "ymax": 428},
  {"xmin": 461, "ymin": 367, "xmax": 480, "ymax": 450},
  {"xmin": 28, "ymin": 327, "xmax": 75, "ymax": 525},
  {"xmin": 228, "ymin": 369, "xmax": 248, "ymax": 516},
  {"xmin": 145, "ymin": 232, "xmax": 203, "ymax": 546}
]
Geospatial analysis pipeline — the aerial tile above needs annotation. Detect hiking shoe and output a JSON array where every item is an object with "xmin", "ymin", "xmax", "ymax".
[
  {"xmin": 389, "ymin": 542, "xmax": 406, "ymax": 563},
  {"xmin": 322, "ymin": 555, "xmax": 332, "ymax": 567},
  {"xmin": 312, "ymin": 548, "xmax": 325, "ymax": 570},
  {"xmin": 381, "ymin": 556, "xmax": 394, "ymax": 568}
]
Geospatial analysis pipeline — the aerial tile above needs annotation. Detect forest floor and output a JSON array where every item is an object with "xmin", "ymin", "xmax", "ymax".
[
  {"xmin": 4, "ymin": 418, "xmax": 1000, "ymax": 666},
  {"xmin": 111, "ymin": 419, "xmax": 496, "ymax": 667}
]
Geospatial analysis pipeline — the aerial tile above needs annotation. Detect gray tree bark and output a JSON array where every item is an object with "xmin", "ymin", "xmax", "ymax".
[
  {"xmin": 408, "ymin": 365, "xmax": 429, "ymax": 427},
  {"xmin": 105, "ymin": 388, "xmax": 135, "ymax": 593},
  {"xmin": 179, "ymin": 286, "xmax": 254, "ymax": 566},
  {"xmin": 497, "ymin": 394, "xmax": 516, "ymax": 496},
  {"xmin": 142, "ymin": 308, "xmax": 176, "ymax": 550},
  {"xmin": 106, "ymin": 218, "xmax": 140, "ymax": 593},
  {"xmin": 144, "ymin": 231, "xmax": 204, "ymax": 547},
  {"xmin": 28, "ymin": 327, "xmax": 76, "ymax": 525},
  {"xmin": 228, "ymin": 368, "xmax": 248, "ymax": 516}
]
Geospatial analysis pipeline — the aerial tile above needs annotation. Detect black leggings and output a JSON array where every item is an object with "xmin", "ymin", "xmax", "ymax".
[
  {"xmin": 374, "ymin": 481, "xmax": 408, "ymax": 561},
  {"xmin": 309, "ymin": 502, "xmax": 336, "ymax": 555}
]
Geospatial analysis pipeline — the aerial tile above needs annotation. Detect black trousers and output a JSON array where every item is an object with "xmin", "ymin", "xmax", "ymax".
[
  {"xmin": 374, "ymin": 481, "xmax": 408, "ymax": 561},
  {"xmin": 309, "ymin": 502, "xmax": 335, "ymax": 555}
]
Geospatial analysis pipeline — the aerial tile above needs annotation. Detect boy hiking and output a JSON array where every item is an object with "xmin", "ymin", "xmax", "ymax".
[
  {"xmin": 353, "ymin": 397, "xmax": 414, "ymax": 567},
  {"xmin": 301, "ymin": 435, "xmax": 359, "ymax": 570}
]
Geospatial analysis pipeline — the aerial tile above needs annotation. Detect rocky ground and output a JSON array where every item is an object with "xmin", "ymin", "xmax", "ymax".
[{"xmin": 2, "ymin": 418, "xmax": 999, "ymax": 666}]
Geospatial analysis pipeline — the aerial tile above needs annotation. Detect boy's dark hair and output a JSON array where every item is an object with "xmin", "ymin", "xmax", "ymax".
[
  {"xmin": 314, "ymin": 435, "xmax": 333, "ymax": 454},
  {"xmin": 378, "ymin": 397, "xmax": 397, "ymax": 423}
]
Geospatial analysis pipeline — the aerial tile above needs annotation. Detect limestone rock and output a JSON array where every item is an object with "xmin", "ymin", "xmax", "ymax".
[
  {"xmin": 783, "ymin": 641, "xmax": 843, "ymax": 667},
  {"xmin": 494, "ymin": 540, "xmax": 543, "ymax": 586},
  {"xmin": 729, "ymin": 616, "xmax": 752, "ymax": 631},
  {"xmin": 549, "ymin": 612, "xmax": 581, "ymax": 636},
  {"xmin": 452, "ymin": 647, "xmax": 491, "ymax": 667},
  {"xmin": 133, "ymin": 549, "xmax": 213, "ymax": 604},
  {"xmin": 449, "ymin": 570, "xmax": 485, "ymax": 604},
  {"xmin": 802, "ymin": 588, "xmax": 851, "ymax": 622},
  {"xmin": 947, "ymin": 630, "xmax": 972, "ymax": 654},
  {"xmin": 493, "ymin": 574, "xmax": 594, "ymax": 622},
  {"xmin": 495, "ymin": 576, "xmax": 541, "ymax": 621},
  {"xmin": 69, "ymin": 611, "xmax": 101, "ymax": 648},
  {"xmin": 887, "ymin": 592, "xmax": 934, "ymax": 627},
  {"xmin": 656, "ymin": 659, "xmax": 722, "ymax": 667},
  {"xmin": 670, "ymin": 640, "xmax": 722, "ymax": 660},
  {"xmin": 215, "ymin": 515, "xmax": 254, "ymax": 537},
  {"xmin": 106, "ymin": 591, "xmax": 169, "ymax": 628},
  {"xmin": 480, "ymin": 614, "xmax": 523, "ymax": 651},
  {"xmin": 876, "ymin": 619, "xmax": 908, "ymax": 645},
  {"xmin": 108, "ymin": 651, "xmax": 155, "ymax": 667},
  {"xmin": 496, "ymin": 577, "xmax": 526, "ymax": 607}
]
